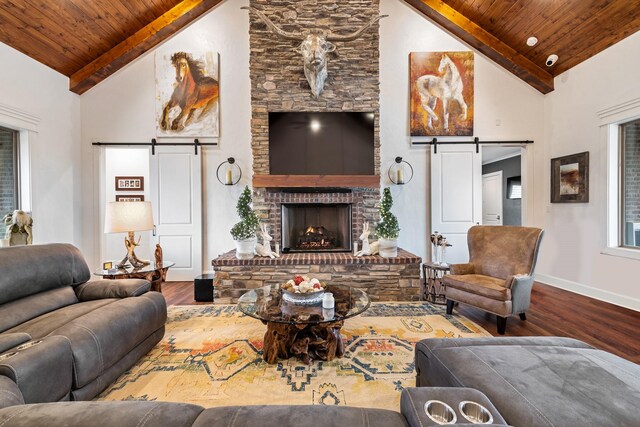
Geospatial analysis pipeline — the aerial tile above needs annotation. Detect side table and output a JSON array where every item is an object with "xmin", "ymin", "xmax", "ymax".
[
  {"xmin": 422, "ymin": 262, "xmax": 450, "ymax": 305},
  {"xmin": 94, "ymin": 261, "xmax": 175, "ymax": 293}
]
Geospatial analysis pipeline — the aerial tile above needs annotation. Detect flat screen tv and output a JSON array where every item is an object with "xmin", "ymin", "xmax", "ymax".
[{"xmin": 269, "ymin": 112, "xmax": 375, "ymax": 175}]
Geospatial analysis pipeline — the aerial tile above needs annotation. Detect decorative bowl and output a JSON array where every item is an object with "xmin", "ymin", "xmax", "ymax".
[{"xmin": 281, "ymin": 289, "xmax": 325, "ymax": 305}]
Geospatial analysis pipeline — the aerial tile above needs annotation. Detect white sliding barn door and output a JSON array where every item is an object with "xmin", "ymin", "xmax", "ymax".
[
  {"xmin": 150, "ymin": 146, "xmax": 202, "ymax": 281},
  {"xmin": 431, "ymin": 145, "xmax": 482, "ymax": 264}
]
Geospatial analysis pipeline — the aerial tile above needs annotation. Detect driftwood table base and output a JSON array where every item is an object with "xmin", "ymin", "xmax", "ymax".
[{"xmin": 262, "ymin": 320, "xmax": 345, "ymax": 365}]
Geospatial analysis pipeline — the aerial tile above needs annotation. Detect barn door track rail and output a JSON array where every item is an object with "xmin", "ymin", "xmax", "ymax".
[
  {"xmin": 412, "ymin": 137, "xmax": 533, "ymax": 153},
  {"xmin": 92, "ymin": 138, "xmax": 217, "ymax": 155}
]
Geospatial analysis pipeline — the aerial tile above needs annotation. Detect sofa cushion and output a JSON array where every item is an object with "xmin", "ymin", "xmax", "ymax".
[
  {"xmin": 416, "ymin": 338, "xmax": 640, "ymax": 427},
  {"xmin": 51, "ymin": 292, "xmax": 167, "ymax": 388},
  {"xmin": 0, "ymin": 244, "xmax": 90, "ymax": 305},
  {"xmin": 5, "ymin": 299, "xmax": 118, "ymax": 339},
  {"xmin": 0, "ymin": 401, "xmax": 205, "ymax": 427},
  {"xmin": 0, "ymin": 287, "xmax": 79, "ymax": 333},
  {"xmin": 445, "ymin": 274, "xmax": 510, "ymax": 301},
  {"xmin": 191, "ymin": 405, "xmax": 409, "ymax": 427}
]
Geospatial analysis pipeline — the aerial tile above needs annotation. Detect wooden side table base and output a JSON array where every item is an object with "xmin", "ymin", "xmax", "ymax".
[{"xmin": 263, "ymin": 320, "xmax": 345, "ymax": 365}]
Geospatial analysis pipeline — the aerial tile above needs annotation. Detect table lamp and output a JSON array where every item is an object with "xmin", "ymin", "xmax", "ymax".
[{"xmin": 104, "ymin": 201, "xmax": 154, "ymax": 268}]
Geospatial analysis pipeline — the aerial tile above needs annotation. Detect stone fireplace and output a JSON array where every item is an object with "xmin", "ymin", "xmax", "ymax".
[
  {"xmin": 211, "ymin": 0, "xmax": 422, "ymax": 303},
  {"xmin": 248, "ymin": 0, "xmax": 383, "ymax": 239}
]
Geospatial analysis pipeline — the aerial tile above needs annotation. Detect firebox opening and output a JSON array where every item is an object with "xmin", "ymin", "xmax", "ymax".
[{"xmin": 281, "ymin": 203, "xmax": 352, "ymax": 253}]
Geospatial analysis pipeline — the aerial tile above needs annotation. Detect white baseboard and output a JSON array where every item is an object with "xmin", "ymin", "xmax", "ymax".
[{"xmin": 535, "ymin": 273, "xmax": 640, "ymax": 312}]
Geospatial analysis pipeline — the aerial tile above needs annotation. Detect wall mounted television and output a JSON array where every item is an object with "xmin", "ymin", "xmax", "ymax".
[{"xmin": 269, "ymin": 112, "xmax": 375, "ymax": 175}]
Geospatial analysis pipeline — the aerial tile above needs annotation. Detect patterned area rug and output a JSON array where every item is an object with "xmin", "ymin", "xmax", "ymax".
[{"xmin": 98, "ymin": 303, "xmax": 490, "ymax": 410}]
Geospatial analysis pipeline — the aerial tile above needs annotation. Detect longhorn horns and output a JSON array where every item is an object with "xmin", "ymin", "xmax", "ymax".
[
  {"xmin": 241, "ymin": 6, "xmax": 303, "ymax": 40},
  {"xmin": 242, "ymin": 5, "xmax": 388, "ymax": 41}
]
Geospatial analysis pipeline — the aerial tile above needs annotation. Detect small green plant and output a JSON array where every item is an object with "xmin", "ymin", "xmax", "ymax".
[
  {"xmin": 230, "ymin": 186, "xmax": 260, "ymax": 240},
  {"xmin": 376, "ymin": 187, "xmax": 400, "ymax": 240}
]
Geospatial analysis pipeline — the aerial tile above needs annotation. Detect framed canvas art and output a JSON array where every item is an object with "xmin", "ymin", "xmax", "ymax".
[
  {"xmin": 551, "ymin": 152, "xmax": 589, "ymax": 203},
  {"xmin": 410, "ymin": 51, "xmax": 474, "ymax": 136},
  {"xmin": 156, "ymin": 44, "xmax": 219, "ymax": 137}
]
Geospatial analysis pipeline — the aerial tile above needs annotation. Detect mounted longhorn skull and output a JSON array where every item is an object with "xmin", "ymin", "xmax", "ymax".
[{"xmin": 243, "ymin": 6, "xmax": 387, "ymax": 97}]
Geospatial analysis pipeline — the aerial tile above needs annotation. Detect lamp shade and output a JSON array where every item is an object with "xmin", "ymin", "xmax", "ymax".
[{"xmin": 104, "ymin": 201, "xmax": 154, "ymax": 233}]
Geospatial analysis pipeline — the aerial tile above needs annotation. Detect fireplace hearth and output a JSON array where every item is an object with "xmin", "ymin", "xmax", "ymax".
[{"xmin": 281, "ymin": 203, "xmax": 351, "ymax": 253}]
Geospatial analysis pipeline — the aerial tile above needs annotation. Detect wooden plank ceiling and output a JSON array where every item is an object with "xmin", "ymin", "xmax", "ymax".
[
  {"xmin": 406, "ymin": 0, "xmax": 640, "ymax": 94},
  {"xmin": 0, "ymin": 0, "xmax": 638, "ymax": 94}
]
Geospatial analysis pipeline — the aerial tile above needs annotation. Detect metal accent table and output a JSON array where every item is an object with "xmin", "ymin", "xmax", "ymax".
[
  {"xmin": 238, "ymin": 284, "xmax": 370, "ymax": 364},
  {"xmin": 94, "ymin": 261, "xmax": 174, "ymax": 293},
  {"xmin": 422, "ymin": 262, "xmax": 450, "ymax": 305}
]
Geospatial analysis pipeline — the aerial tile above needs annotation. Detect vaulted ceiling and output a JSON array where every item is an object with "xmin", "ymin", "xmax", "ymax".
[{"xmin": 0, "ymin": 0, "xmax": 638, "ymax": 95}]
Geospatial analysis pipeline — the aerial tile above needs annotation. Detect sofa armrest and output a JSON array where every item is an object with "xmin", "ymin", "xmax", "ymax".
[
  {"xmin": 449, "ymin": 263, "xmax": 474, "ymax": 275},
  {"xmin": 0, "ymin": 333, "xmax": 31, "ymax": 354},
  {"xmin": 508, "ymin": 274, "xmax": 534, "ymax": 314},
  {"xmin": 0, "ymin": 376, "xmax": 24, "ymax": 409},
  {"xmin": 74, "ymin": 279, "xmax": 151, "ymax": 301}
]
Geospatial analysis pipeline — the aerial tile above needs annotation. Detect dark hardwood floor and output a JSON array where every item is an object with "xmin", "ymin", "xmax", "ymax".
[{"xmin": 162, "ymin": 281, "xmax": 640, "ymax": 363}]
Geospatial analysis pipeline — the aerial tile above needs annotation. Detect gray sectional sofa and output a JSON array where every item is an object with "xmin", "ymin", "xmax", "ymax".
[
  {"xmin": 415, "ymin": 336, "xmax": 640, "ymax": 427},
  {"xmin": 0, "ymin": 375, "xmax": 409, "ymax": 427},
  {"xmin": 0, "ymin": 244, "xmax": 166, "ymax": 402}
]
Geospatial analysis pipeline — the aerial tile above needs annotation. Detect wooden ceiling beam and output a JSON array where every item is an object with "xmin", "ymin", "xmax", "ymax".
[
  {"xmin": 69, "ymin": 0, "xmax": 223, "ymax": 95},
  {"xmin": 404, "ymin": 0, "xmax": 554, "ymax": 94}
]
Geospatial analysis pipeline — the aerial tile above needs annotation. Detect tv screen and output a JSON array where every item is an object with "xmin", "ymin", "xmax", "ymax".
[{"xmin": 269, "ymin": 112, "xmax": 375, "ymax": 175}]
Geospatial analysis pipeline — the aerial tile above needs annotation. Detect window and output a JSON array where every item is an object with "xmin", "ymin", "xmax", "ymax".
[
  {"xmin": 0, "ymin": 126, "xmax": 19, "ymax": 237},
  {"xmin": 621, "ymin": 119, "xmax": 640, "ymax": 248},
  {"xmin": 507, "ymin": 176, "xmax": 522, "ymax": 199}
]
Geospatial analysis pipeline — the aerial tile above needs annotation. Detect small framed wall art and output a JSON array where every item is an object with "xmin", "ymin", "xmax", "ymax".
[
  {"xmin": 550, "ymin": 152, "xmax": 589, "ymax": 203},
  {"xmin": 115, "ymin": 195, "xmax": 145, "ymax": 202},
  {"xmin": 115, "ymin": 176, "xmax": 144, "ymax": 192}
]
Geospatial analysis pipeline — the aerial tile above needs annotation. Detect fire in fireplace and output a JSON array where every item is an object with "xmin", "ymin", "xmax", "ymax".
[
  {"xmin": 281, "ymin": 203, "xmax": 351, "ymax": 253},
  {"xmin": 298, "ymin": 225, "xmax": 336, "ymax": 250}
]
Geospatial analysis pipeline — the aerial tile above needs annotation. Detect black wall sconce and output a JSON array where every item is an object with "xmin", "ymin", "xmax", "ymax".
[
  {"xmin": 216, "ymin": 157, "xmax": 242, "ymax": 185},
  {"xmin": 388, "ymin": 156, "xmax": 413, "ymax": 185}
]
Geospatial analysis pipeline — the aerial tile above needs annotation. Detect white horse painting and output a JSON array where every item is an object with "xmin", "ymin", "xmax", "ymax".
[{"xmin": 411, "ymin": 52, "xmax": 473, "ymax": 136}]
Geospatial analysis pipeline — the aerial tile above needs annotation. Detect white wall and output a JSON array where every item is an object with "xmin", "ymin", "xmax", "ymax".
[
  {"xmin": 536, "ymin": 30, "xmax": 640, "ymax": 310},
  {"xmin": 0, "ymin": 43, "xmax": 82, "ymax": 246},
  {"xmin": 80, "ymin": 0, "xmax": 251, "ymax": 270},
  {"xmin": 380, "ymin": 0, "xmax": 544, "ymax": 263}
]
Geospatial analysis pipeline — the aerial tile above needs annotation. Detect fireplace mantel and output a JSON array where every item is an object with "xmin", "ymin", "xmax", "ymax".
[{"xmin": 253, "ymin": 174, "xmax": 380, "ymax": 189}]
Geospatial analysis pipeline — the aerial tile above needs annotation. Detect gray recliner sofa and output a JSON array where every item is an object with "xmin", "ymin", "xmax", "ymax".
[
  {"xmin": 415, "ymin": 336, "xmax": 640, "ymax": 427},
  {"xmin": 0, "ymin": 375, "xmax": 409, "ymax": 427},
  {"xmin": 0, "ymin": 243, "xmax": 166, "ymax": 402}
]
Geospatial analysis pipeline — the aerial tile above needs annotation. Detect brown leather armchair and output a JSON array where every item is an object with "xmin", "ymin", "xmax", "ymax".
[{"xmin": 444, "ymin": 225, "xmax": 544, "ymax": 334}]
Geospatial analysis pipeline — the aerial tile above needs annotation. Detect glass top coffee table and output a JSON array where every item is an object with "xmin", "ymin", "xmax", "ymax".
[
  {"xmin": 237, "ymin": 284, "xmax": 370, "ymax": 364},
  {"xmin": 94, "ymin": 261, "xmax": 175, "ymax": 293}
]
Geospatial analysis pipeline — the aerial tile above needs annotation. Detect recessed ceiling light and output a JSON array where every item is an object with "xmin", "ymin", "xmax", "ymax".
[
  {"xmin": 310, "ymin": 120, "xmax": 321, "ymax": 132},
  {"xmin": 526, "ymin": 36, "xmax": 538, "ymax": 47}
]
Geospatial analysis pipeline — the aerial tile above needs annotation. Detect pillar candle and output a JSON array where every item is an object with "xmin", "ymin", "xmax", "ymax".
[
  {"xmin": 225, "ymin": 169, "xmax": 233, "ymax": 185},
  {"xmin": 397, "ymin": 167, "xmax": 404, "ymax": 184}
]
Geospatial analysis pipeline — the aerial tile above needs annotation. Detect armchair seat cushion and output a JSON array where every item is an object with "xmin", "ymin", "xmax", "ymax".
[{"xmin": 445, "ymin": 274, "xmax": 511, "ymax": 301}]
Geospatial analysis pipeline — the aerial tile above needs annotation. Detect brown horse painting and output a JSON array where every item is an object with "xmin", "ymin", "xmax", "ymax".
[{"xmin": 160, "ymin": 52, "xmax": 219, "ymax": 132}]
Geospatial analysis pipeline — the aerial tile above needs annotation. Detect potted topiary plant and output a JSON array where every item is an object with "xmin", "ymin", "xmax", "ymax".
[
  {"xmin": 230, "ymin": 186, "xmax": 260, "ymax": 259},
  {"xmin": 376, "ymin": 187, "xmax": 400, "ymax": 258}
]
